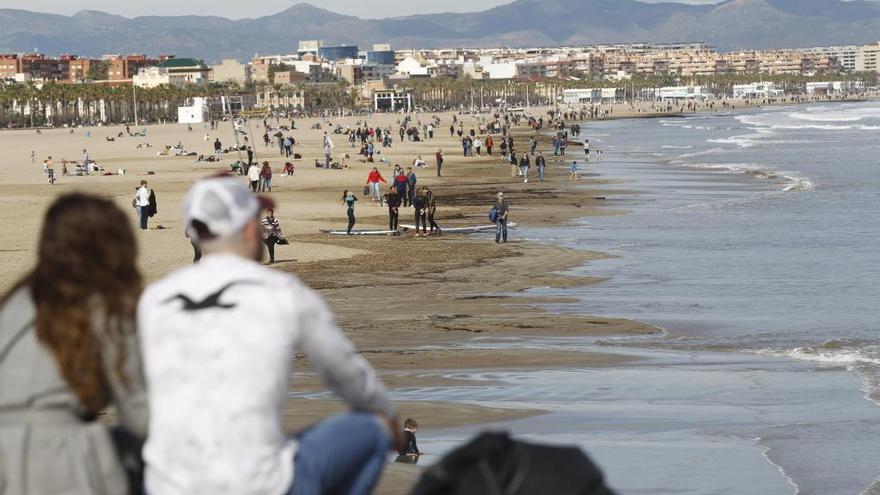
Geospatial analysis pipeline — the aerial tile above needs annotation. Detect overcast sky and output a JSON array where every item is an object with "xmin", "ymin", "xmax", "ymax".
[{"xmin": 2, "ymin": 0, "xmax": 719, "ymax": 20}]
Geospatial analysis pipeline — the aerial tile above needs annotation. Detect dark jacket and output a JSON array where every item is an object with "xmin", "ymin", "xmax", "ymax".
[
  {"xmin": 398, "ymin": 430, "xmax": 419, "ymax": 455},
  {"xmin": 148, "ymin": 190, "xmax": 158, "ymax": 218},
  {"xmin": 386, "ymin": 192, "xmax": 402, "ymax": 210},
  {"xmin": 410, "ymin": 432, "xmax": 614, "ymax": 495}
]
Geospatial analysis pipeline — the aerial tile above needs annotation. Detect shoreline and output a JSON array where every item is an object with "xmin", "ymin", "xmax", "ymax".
[{"xmin": 0, "ymin": 95, "xmax": 865, "ymax": 493}]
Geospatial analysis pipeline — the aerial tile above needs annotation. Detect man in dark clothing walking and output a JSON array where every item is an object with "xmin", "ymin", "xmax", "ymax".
[
  {"xmin": 493, "ymin": 192, "xmax": 509, "ymax": 243},
  {"xmin": 406, "ymin": 167, "xmax": 418, "ymax": 207},
  {"xmin": 435, "ymin": 149, "xmax": 444, "ymax": 177},
  {"xmin": 386, "ymin": 189, "xmax": 401, "ymax": 233}
]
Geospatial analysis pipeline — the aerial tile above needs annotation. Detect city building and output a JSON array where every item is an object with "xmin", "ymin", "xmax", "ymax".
[
  {"xmin": 133, "ymin": 58, "xmax": 208, "ymax": 88},
  {"xmin": 298, "ymin": 40, "xmax": 322, "ymax": 56},
  {"xmin": 733, "ymin": 82, "xmax": 785, "ymax": 99},
  {"xmin": 211, "ymin": 59, "xmax": 251, "ymax": 85},
  {"xmin": 318, "ymin": 45, "xmax": 359, "ymax": 62},
  {"xmin": 273, "ymin": 70, "xmax": 307, "ymax": 85},
  {"xmin": 374, "ymin": 88, "xmax": 413, "ymax": 111}
]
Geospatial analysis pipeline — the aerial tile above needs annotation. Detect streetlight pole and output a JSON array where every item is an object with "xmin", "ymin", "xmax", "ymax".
[{"xmin": 132, "ymin": 84, "xmax": 138, "ymax": 126}]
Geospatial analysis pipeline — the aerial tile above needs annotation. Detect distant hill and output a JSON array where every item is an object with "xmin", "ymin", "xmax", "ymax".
[{"xmin": 1, "ymin": 0, "xmax": 880, "ymax": 63}]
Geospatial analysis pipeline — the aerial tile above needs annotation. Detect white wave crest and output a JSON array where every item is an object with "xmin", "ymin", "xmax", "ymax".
[{"xmin": 675, "ymin": 162, "xmax": 815, "ymax": 193}]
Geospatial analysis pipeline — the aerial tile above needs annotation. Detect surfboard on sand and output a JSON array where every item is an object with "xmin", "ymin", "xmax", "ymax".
[
  {"xmin": 320, "ymin": 229, "xmax": 398, "ymax": 236},
  {"xmin": 399, "ymin": 223, "xmax": 517, "ymax": 233}
]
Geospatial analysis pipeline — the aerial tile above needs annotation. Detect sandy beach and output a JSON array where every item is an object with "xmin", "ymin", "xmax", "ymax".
[{"xmin": 1, "ymin": 96, "xmax": 866, "ymax": 493}]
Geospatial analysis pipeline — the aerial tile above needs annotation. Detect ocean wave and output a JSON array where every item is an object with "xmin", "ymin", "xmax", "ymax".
[
  {"xmin": 674, "ymin": 162, "xmax": 815, "ymax": 192},
  {"xmin": 737, "ymin": 107, "xmax": 880, "ymax": 131},
  {"xmin": 661, "ymin": 145, "xmax": 694, "ymax": 149},
  {"xmin": 790, "ymin": 111, "xmax": 863, "ymax": 123},
  {"xmin": 708, "ymin": 128, "xmax": 776, "ymax": 147},
  {"xmin": 677, "ymin": 147, "xmax": 729, "ymax": 159},
  {"xmin": 760, "ymin": 341, "xmax": 880, "ymax": 407},
  {"xmin": 777, "ymin": 341, "xmax": 880, "ymax": 366}
]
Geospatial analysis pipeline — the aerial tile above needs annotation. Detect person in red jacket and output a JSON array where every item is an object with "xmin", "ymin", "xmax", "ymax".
[{"xmin": 366, "ymin": 167, "xmax": 386, "ymax": 202}]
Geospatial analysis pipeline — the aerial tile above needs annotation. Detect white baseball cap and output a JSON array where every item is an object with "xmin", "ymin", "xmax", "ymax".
[{"xmin": 183, "ymin": 175, "xmax": 274, "ymax": 241}]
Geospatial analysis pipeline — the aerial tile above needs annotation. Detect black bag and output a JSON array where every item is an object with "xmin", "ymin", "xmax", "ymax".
[
  {"xmin": 409, "ymin": 432, "xmax": 614, "ymax": 495},
  {"xmin": 363, "ymin": 185, "xmax": 370, "ymax": 195},
  {"xmin": 110, "ymin": 426, "xmax": 145, "ymax": 494}
]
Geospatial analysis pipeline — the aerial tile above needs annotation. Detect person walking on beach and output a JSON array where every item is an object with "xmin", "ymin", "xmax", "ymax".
[
  {"xmin": 261, "ymin": 209, "xmax": 285, "ymax": 264},
  {"xmin": 435, "ymin": 149, "xmax": 444, "ymax": 177},
  {"xmin": 248, "ymin": 160, "xmax": 262, "ymax": 192},
  {"xmin": 486, "ymin": 135, "xmax": 494, "ymax": 156},
  {"xmin": 536, "ymin": 151, "xmax": 546, "ymax": 182},
  {"xmin": 213, "ymin": 138, "xmax": 222, "ymax": 161},
  {"xmin": 493, "ymin": 191, "xmax": 509, "ymax": 243},
  {"xmin": 519, "ymin": 153, "xmax": 531, "ymax": 184},
  {"xmin": 426, "ymin": 187, "xmax": 441, "ymax": 236},
  {"xmin": 413, "ymin": 188, "xmax": 428, "ymax": 236},
  {"xmin": 569, "ymin": 160, "xmax": 580, "ymax": 180},
  {"xmin": 343, "ymin": 190, "xmax": 358, "ymax": 234},
  {"xmin": 323, "ymin": 132, "xmax": 334, "ymax": 169},
  {"xmin": 259, "ymin": 161, "xmax": 273, "ymax": 193},
  {"xmin": 366, "ymin": 167, "xmax": 386, "ymax": 202},
  {"xmin": 386, "ymin": 188, "xmax": 401, "ymax": 233},
  {"xmin": 134, "ymin": 180, "xmax": 152, "ymax": 230},
  {"xmin": 394, "ymin": 170, "xmax": 409, "ymax": 208},
  {"xmin": 138, "ymin": 176, "xmax": 399, "ymax": 495},
  {"xmin": 0, "ymin": 194, "xmax": 149, "ymax": 495},
  {"xmin": 583, "ymin": 139, "xmax": 590, "ymax": 160},
  {"xmin": 406, "ymin": 167, "xmax": 418, "ymax": 207}
]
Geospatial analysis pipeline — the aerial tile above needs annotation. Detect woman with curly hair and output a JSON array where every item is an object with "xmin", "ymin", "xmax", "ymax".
[{"xmin": 0, "ymin": 193, "xmax": 149, "ymax": 494}]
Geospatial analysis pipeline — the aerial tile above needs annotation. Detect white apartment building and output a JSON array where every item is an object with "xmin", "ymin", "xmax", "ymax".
[{"xmin": 733, "ymin": 82, "xmax": 784, "ymax": 99}]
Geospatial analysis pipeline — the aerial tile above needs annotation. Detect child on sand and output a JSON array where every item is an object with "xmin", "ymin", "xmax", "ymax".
[
  {"xmin": 397, "ymin": 418, "xmax": 421, "ymax": 456},
  {"xmin": 569, "ymin": 161, "xmax": 580, "ymax": 180}
]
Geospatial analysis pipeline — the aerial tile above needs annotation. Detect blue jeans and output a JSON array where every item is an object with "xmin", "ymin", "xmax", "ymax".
[
  {"xmin": 289, "ymin": 413, "xmax": 390, "ymax": 495},
  {"xmin": 495, "ymin": 219, "xmax": 507, "ymax": 242},
  {"xmin": 136, "ymin": 206, "xmax": 148, "ymax": 230},
  {"xmin": 537, "ymin": 166, "xmax": 545, "ymax": 181}
]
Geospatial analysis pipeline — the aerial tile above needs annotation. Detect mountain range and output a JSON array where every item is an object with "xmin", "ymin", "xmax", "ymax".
[{"xmin": 1, "ymin": 0, "xmax": 879, "ymax": 63}]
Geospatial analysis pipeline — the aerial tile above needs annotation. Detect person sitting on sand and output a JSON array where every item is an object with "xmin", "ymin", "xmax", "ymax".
[
  {"xmin": 282, "ymin": 162, "xmax": 295, "ymax": 176},
  {"xmin": 398, "ymin": 418, "xmax": 421, "ymax": 456}
]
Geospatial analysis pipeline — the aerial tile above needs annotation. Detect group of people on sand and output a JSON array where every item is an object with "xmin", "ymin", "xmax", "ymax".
[
  {"xmin": 40, "ymin": 149, "xmax": 105, "ymax": 183},
  {"xmin": 1, "ymin": 175, "xmax": 420, "ymax": 495}
]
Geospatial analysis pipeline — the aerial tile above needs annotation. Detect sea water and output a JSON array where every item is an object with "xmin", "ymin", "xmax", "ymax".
[{"xmin": 515, "ymin": 101, "xmax": 880, "ymax": 493}]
